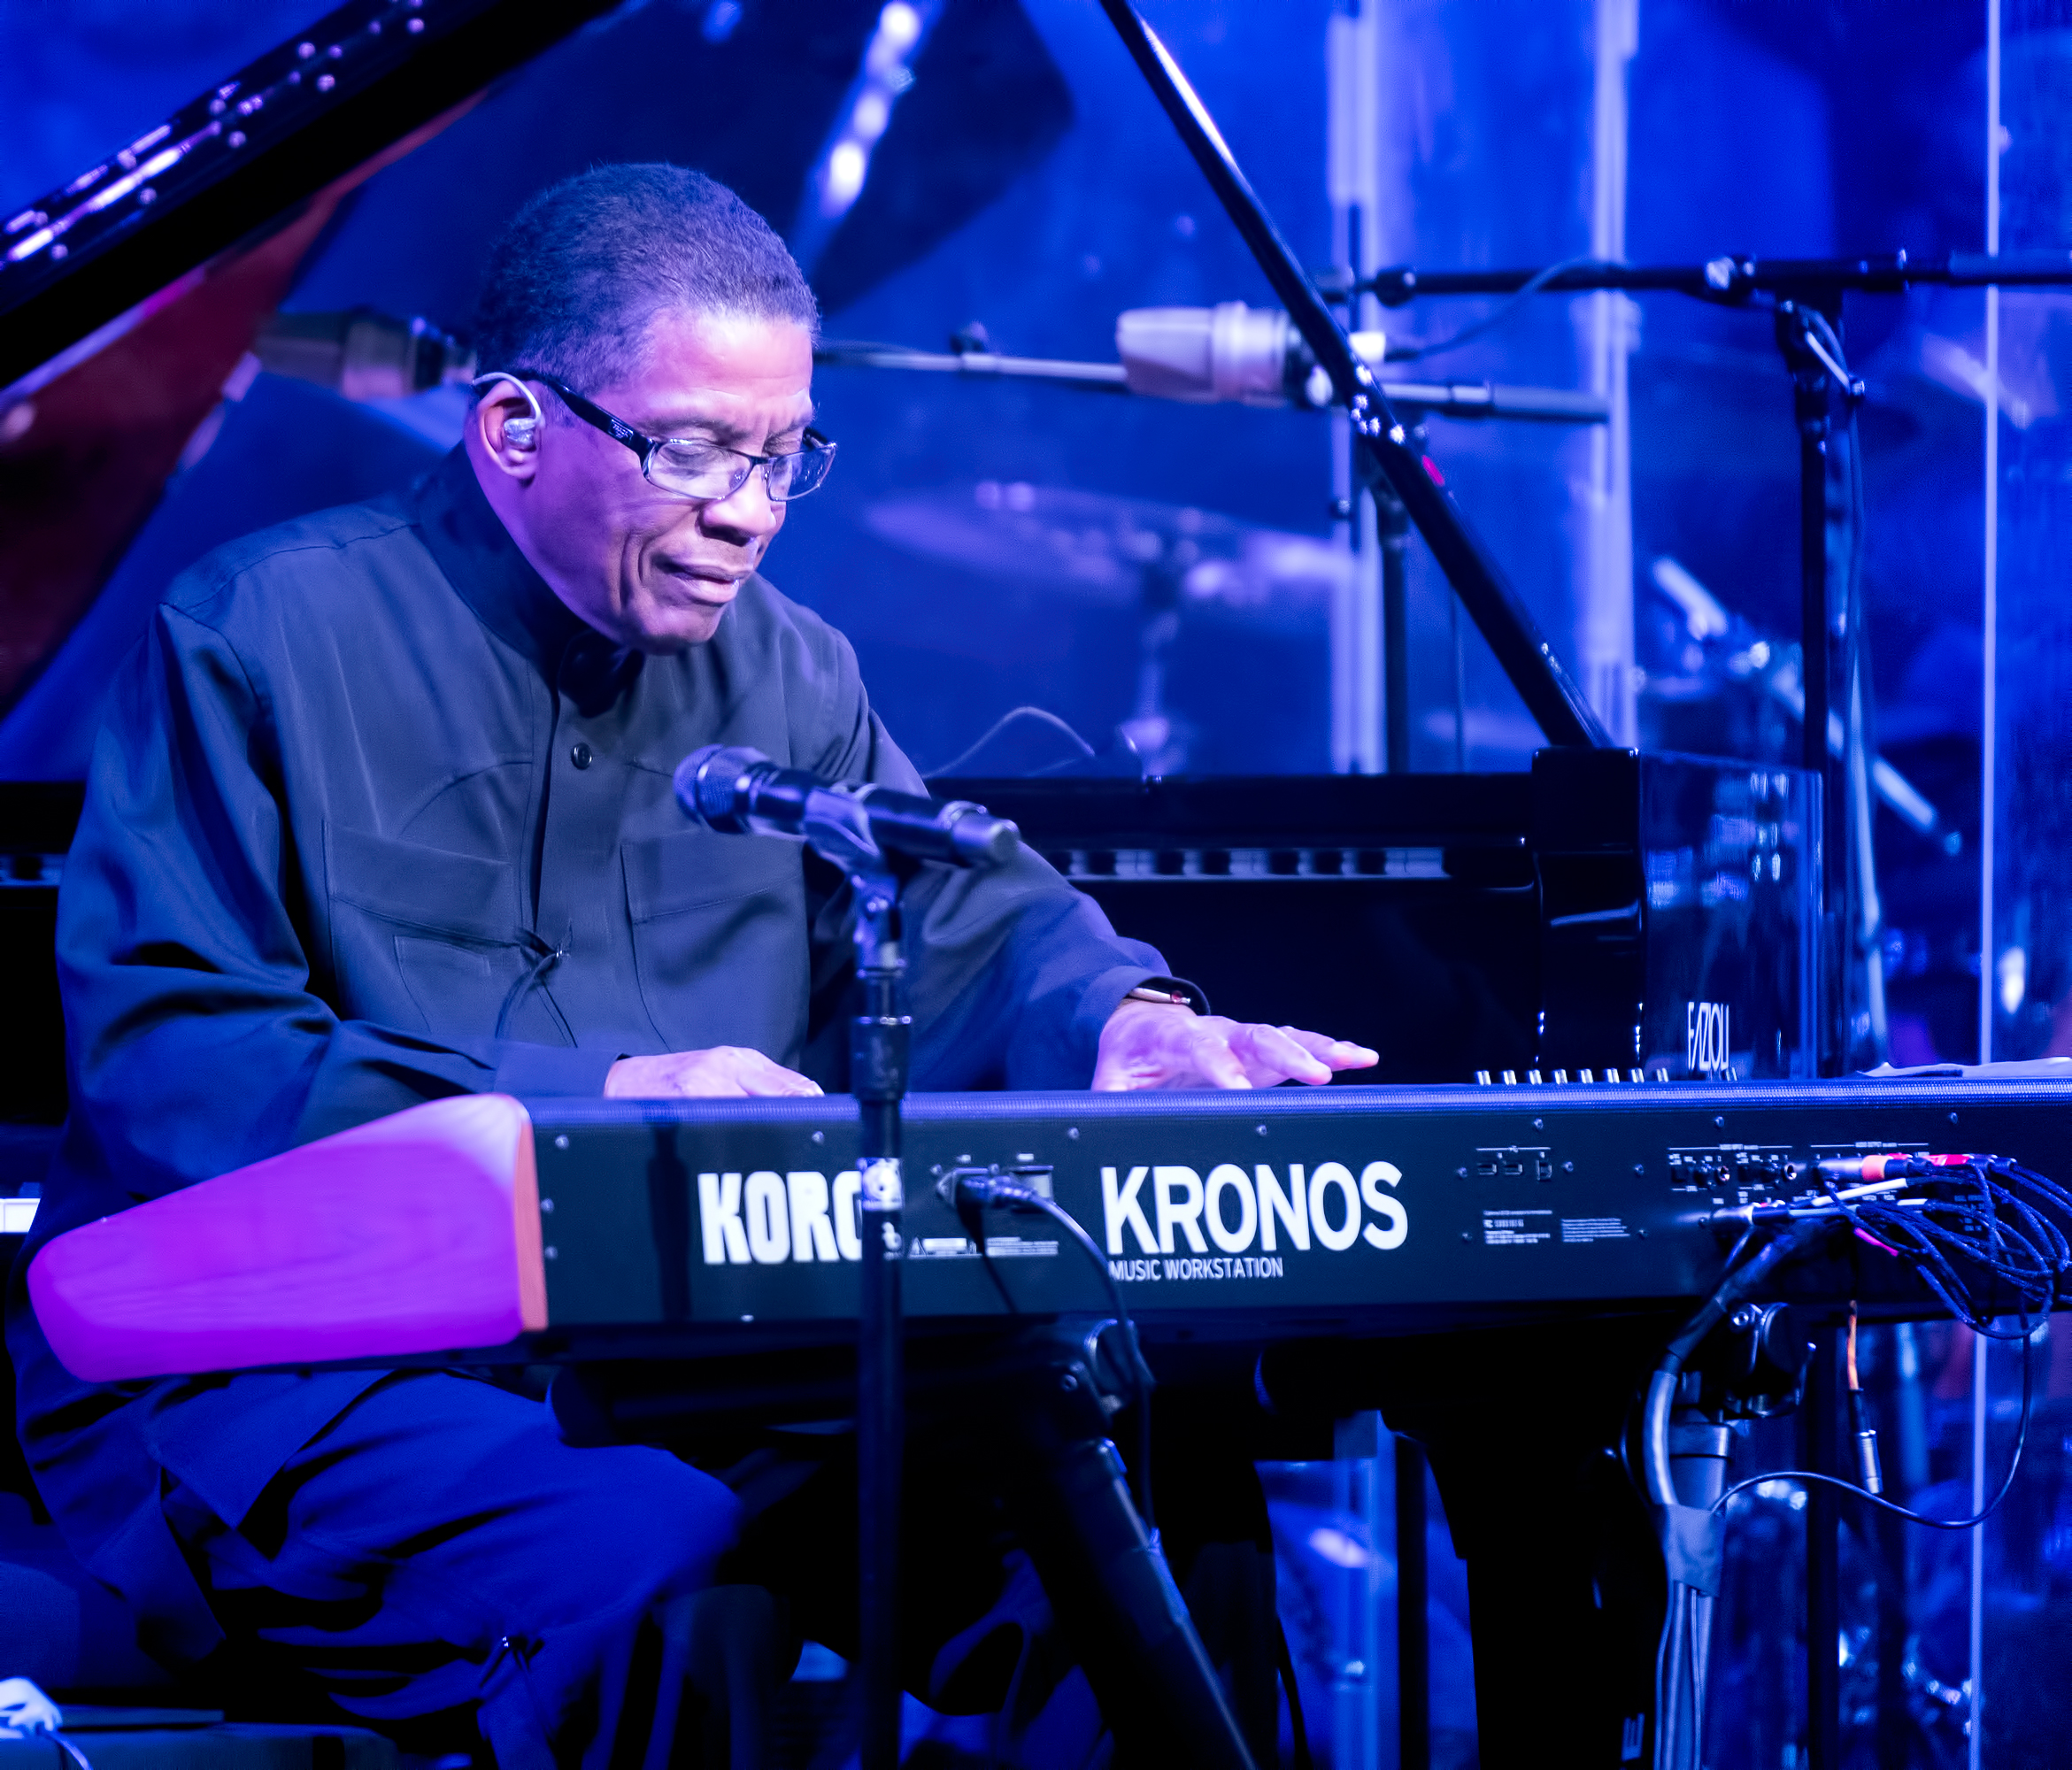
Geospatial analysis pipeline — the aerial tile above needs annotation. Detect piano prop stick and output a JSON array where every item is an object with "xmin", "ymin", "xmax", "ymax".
[
  {"xmin": 31, "ymin": 1094, "xmax": 545, "ymax": 1383},
  {"xmin": 1095, "ymin": 0, "xmax": 1610, "ymax": 755}
]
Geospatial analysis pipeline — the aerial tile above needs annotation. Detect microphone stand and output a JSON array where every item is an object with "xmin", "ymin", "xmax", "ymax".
[
  {"xmin": 800, "ymin": 806, "xmax": 913, "ymax": 1770},
  {"xmin": 814, "ymin": 340, "xmax": 1131, "ymax": 392},
  {"xmin": 1347, "ymin": 250, "xmax": 2072, "ymax": 304},
  {"xmin": 1343, "ymin": 252, "xmax": 2072, "ymax": 1074},
  {"xmin": 851, "ymin": 861, "xmax": 909, "ymax": 1770},
  {"xmin": 1331, "ymin": 248, "xmax": 2072, "ymax": 1758},
  {"xmin": 671, "ymin": 748, "xmax": 1028, "ymax": 1766},
  {"xmin": 813, "ymin": 339, "xmax": 1611, "ymax": 424}
]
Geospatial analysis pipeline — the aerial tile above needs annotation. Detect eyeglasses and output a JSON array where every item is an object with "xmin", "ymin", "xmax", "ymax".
[{"xmin": 484, "ymin": 370, "xmax": 837, "ymax": 503}]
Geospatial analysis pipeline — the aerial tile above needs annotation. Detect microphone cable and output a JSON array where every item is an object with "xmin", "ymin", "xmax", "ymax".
[
  {"xmin": 1642, "ymin": 1152, "xmax": 2066, "ymax": 1769},
  {"xmin": 1387, "ymin": 255, "xmax": 1601, "ymax": 363},
  {"xmin": 936, "ymin": 1166, "xmax": 1160, "ymax": 1527},
  {"xmin": 1693, "ymin": 1150, "xmax": 2070, "ymax": 1532},
  {"xmin": 1709, "ymin": 1327, "xmax": 2034, "ymax": 1534}
]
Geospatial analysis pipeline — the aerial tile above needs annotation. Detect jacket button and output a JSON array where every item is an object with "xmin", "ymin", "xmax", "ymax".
[{"xmin": 570, "ymin": 742, "xmax": 594, "ymax": 770}]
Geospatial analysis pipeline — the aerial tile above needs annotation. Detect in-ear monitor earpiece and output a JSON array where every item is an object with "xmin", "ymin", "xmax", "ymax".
[{"xmin": 470, "ymin": 372, "xmax": 545, "ymax": 453}]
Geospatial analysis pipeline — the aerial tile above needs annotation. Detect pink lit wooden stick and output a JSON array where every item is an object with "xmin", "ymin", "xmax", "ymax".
[{"xmin": 30, "ymin": 1094, "xmax": 547, "ymax": 1383}]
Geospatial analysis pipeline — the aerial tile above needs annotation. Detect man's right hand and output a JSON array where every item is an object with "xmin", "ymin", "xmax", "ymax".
[{"xmin": 605, "ymin": 1048, "xmax": 823, "ymax": 1098}]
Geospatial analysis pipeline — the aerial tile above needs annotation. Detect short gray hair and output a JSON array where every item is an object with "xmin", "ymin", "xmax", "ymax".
[{"xmin": 472, "ymin": 164, "xmax": 818, "ymax": 398}]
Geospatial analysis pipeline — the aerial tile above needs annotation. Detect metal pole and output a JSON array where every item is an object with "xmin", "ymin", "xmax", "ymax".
[
  {"xmin": 1979, "ymin": 0, "xmax": 2002, "ymax": 1067},
  {"xmin": 851, "ymin": 881, "xmax": 910, "ymax": 1770},
  {"xmin": 1968, "ymin": 1328, "xmax": 1988, "ymax": 1770},
  {"xmin": 1579, "ymin": 0, "xmax": 1637, "ymax": 746},
  {"xmin": 1331, "ymin": 1412, "xmax": 1384, "ymax": 1770},
  {"xmin": 1328, "ymin": 0, "xmax": 1385, "ymax": 777},
  {"xmin": 1781, "ymin": 302, "xmax": 1842, "ymax": 1075},
  {"xmin": 1381, "ymin": 487, "xmax": 1412, "ymax": 772},
  {"xmin": 1804, "ymin": 1328, "xmax": 1841, "ymax": 1768},
  {"xmin": 1874, "ymin": 1494, "xmax": 1909, "ymax": 1769},
  {"xmin": 1354, "ymin": 250, "xmax": 2072, "ymax": 303},
  {"xmin": 1332, "ymin": 446, "xmax": 1383, "ymax": 773},
  {"xmin": 1394, "ymin": 1435, "xmax": 1429, "ymax": 1770}
]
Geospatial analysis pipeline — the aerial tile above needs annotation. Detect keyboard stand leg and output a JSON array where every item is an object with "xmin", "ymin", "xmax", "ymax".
[{"xmin": 994, "ymin": 1337, "xmax": 1258, "ymax": 1770}]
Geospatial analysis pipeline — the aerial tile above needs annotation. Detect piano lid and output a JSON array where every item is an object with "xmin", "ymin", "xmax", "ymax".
[
  {"xmin": 0, "ymin": 0, "xmax": 620, "ymax": 402},
  {"xmin": 0, "ymin": 0, "xmax": 1071, "ymax": 731}
]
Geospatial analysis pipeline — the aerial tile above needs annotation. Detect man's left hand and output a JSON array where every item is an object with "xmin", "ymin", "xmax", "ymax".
[{"xmin": 1093, "ymin": 998, "xmax": 1379, "ymax": 1091}]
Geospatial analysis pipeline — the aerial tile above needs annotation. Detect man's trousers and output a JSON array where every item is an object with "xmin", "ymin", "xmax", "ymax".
[{"xmin": 160, "ymin": 1370, "xmax": 768, "ymax": 1768}]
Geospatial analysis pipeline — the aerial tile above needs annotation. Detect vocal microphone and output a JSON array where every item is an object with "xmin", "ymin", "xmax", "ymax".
[
  {"xmin": 674, "ymin": 743, "xmax": 1021, "ymax": 870},
  {"xmin": 1116, "ymin": 302, "xmax": 1384, "ymax": 408}
]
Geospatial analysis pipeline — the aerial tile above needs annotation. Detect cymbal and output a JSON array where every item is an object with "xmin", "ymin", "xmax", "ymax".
[
  {"xmin": 1627, "ymin": 335, "xmax": 1995, "ymax": 478},
  {"xmin": 862, "ymin": 481, "xmax": 1342, "ymax": 630}
]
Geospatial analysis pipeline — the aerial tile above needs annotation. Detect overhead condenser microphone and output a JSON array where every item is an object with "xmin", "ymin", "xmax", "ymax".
[{"xmin": 1114, "ymin": 302, "xmax": 1386, "ymax": 407}]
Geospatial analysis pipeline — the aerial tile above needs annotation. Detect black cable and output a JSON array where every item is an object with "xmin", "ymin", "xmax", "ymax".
[
  {"xmin": 1275, "ymin": 1614, "xmax": 1313, "ymax": 1770},
  {"xmin": 1645, "ymin": 1219, "xmax": 1830, "ymax": 1506},
  {"xmin": 1668, "ymin": 1148, "xmax": 2067, "ymax": 1535},
  {"xmin": 1016, "ymin": 1186, "xmax": 1158, "ymax": 1528},
  {"xmin": 938, "ymin": 1169, "xmax": 1159, "ymax": 1526},
  {"xmin": 494, "ymin": 926, "xmax": 570, "ymax": 1038},
  {"xmin": 1389, "ymin": 255, "xmax": 1601, "ymax": 362},
  {"xmin": 923, "ymin": 705, "xmax": 1097, "ymax": 779},
  {"xmin": 1852, "ymin": 1210, "xmax": 1991, "ymax": 1328},
  {"xmin": 1712, "ymin": 1323, "xmax": 2034, "ymax": 1532},
  {"xmin": 1823, "ymin": 1157, "xmax": 2072, "ymax": 1329},
  {"xmin": 2005, "ymin": 1158, "xmax": 2072, "ymax": 1222}
]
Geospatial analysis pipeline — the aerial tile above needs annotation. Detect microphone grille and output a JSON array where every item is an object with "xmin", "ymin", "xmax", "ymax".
[{"xmin": 674, "ymin": 743, "xmax": 762, "ymax": 830}]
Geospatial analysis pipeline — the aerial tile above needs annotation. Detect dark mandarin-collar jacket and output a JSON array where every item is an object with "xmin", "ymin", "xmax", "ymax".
[{"xmin": 5, "ymin": 448, "xmax": 1173, "ymax": 1662}]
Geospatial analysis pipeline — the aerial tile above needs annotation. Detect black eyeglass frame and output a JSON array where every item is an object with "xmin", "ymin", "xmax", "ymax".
[{"xmin": 492, "ymin": 369, "xmax": 837, "ymax": 503}]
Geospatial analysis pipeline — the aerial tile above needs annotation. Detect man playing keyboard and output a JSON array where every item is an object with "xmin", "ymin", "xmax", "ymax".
[{"xmin": 7, "ymin": 164, "xmax": 1374, "ymax": 1766}]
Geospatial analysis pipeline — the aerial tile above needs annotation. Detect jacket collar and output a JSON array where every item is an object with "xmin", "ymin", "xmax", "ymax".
[{"xmin": 414, "ymin": 446, "xmax": 590, "ymax": 673}]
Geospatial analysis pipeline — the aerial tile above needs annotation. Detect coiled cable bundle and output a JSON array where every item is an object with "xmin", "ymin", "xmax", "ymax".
[
  {"xmin": 1646, "ymin": 1147, "xmax": 2072, "ymax": 1770},
  {"xmin": 1813, "ymin": 1152, "xmax": 2072, "ymax": 1333}
]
